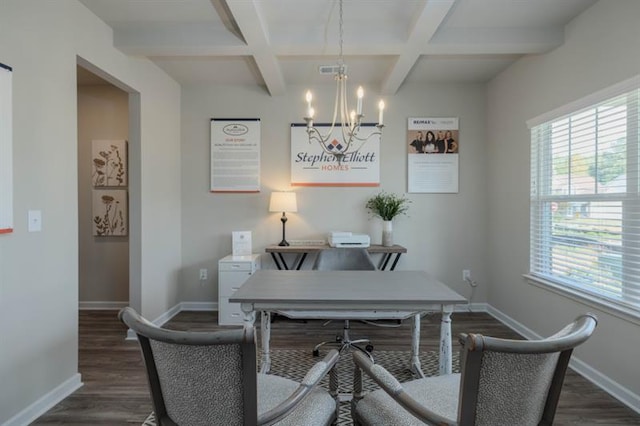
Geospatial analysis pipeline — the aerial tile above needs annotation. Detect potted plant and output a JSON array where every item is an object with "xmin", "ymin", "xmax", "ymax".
[{"xmin": 365, "ymin": 192, "xmax": 410, "ymax": 246}]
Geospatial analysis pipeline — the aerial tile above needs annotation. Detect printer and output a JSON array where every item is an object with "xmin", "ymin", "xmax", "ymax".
[{"xmin": 328, "ymin": 231, "xmax": 371, "ymax": 248}]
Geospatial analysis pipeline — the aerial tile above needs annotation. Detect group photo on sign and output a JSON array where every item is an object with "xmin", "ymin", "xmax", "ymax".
[{"xmin": 407, "ymin": 117, "xmax": 460, "ymax": 194}]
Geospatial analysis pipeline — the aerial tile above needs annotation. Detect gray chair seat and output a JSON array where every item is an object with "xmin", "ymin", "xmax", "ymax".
[
  {"xmin": 352, "ymin": 314, "xmax": 598, "ymax": 426},
  {"xmin": 258, "ymin": 374, "xmax": 336, "ymax": 425},
  {"xmin": 354, "ymin": 374, "xmax": 459, "ymax": 425},
  {"xmin": 118, "ymin": 307, "xmax": 340, "ymax": 426}
]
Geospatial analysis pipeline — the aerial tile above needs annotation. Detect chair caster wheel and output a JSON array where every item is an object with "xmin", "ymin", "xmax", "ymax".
[
  {"xmin": 312, "ymin": 349, "xmax": 320, "ymax": 357},
  {"xmin": 365, "ymin": 344, "xmax": 374, "ymax": 353}
]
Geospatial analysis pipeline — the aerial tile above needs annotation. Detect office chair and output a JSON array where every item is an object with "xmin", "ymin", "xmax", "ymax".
[
  {"xmin": 311, "ymin": 247, "xmax": 376, "ymax": 359},
  {"xmin": 351, "ymin": 314, "xmax": 597, "ymax": 426},
  {"xmin": 119, "ymin": 307, "xmax": 340, "ymax": 426}
]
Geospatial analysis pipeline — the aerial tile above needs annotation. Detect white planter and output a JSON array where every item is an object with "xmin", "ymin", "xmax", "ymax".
[{"xmin": 382, "ymin": 220, "xmax": 393, "ymax": 247}]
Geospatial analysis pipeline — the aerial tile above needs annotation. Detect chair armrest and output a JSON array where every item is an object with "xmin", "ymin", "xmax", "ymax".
[
  {"xmin": 258, "ymin": 350, "xmax": 339, "ymax": 426},
  {"xmin": 352, "ymin": 351, "xmax": 455, "ymax": 425}
]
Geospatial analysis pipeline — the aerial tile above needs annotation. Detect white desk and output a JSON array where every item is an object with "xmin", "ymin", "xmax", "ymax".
[{"xmin": 230, "ymin": 270, "xmax": 467, "ymax": 377}]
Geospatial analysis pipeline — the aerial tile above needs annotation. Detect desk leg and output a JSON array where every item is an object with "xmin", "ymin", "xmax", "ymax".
[
  {"xmin": 380, "ymin": 254, "xmax": 391, "ymax": 270},
  {"xmin": 389, "ymin": 253, "xmax": 402, "ymax": 271},
  {"xmin": 270, "ymin": 253, "xmax": 283, "ymax": 270},
  {"xmin": 294, "ymin": 253, "xmax": 307, "ymax": 270},
  {"xmin": 410, "ymin": 314, "xmax": 425, "ymax": 378},
  {"xmin": 277, "ymin": 253, "xmax": 289, "ymax": 270},
  {"xmin": 439, "ymin": 306, "xmax": 453, "ymax": 375}
]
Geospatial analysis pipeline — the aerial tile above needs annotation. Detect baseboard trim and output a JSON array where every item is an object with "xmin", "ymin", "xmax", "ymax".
[
  {"xmin": 179, "ymin": 301, "xmax": 217, "ymax": 311},
  {"xmin": 454, "ymin": 302, "xmax": 488, "ymax": 313},
  {"xmin": 1, "ymin": 374, "xmax": 82, "ymax": 426},
  {"xmin": 151, "ymin": 303, "xmax": 182, "ymax": 327},
  {"xmin": 486, "ymin": 305, "xmax": 640, "ymax": 415},
  {"xmin": 79, "ymin": 301, "xmax": 128, "ymax": 310}
]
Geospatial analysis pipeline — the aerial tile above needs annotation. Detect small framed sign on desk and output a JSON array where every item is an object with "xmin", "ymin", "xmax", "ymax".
[{"xmin": 232, "ymin": 231, "xmax": 252, "ymax": 257}]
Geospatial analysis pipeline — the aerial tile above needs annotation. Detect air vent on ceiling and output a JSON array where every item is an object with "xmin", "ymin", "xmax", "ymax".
[{"xmin": 318, "ymin": 65, "xmax": 347, "ymax": 75}]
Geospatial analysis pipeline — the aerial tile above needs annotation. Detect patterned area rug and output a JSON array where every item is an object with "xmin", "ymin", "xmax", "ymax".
[{"xmin": 142, "ymin": 348, "xmax": 460, "ymax": 425}]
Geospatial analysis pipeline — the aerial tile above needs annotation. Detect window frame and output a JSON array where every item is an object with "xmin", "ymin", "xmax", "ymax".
[{"xmin": 526, "ymin": 75, "xmax": 640, "ymax": 325}]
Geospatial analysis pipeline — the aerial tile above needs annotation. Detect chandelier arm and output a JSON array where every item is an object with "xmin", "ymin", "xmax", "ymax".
[
  {"xmin": 307, "ymin": 127, "xmax": 331, "ymax": 146},
  {"xmin": 349, "ymin": 129, "xmax": 382, "ymax": 142}
]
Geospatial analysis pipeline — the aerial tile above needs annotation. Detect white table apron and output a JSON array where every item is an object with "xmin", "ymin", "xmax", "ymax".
[{"xmin": 231, "ymin": 270, "xmax": 467, "ymax": 377}]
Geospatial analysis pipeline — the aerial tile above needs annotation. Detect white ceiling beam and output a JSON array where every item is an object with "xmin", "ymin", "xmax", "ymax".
[
  {"xmin": 380, "ymin": 0, "xmax": 455, "ymax": 96},
  {"xmin": 426, "ymin": 27, "xmax": 565, "ymax": 55},
  {"xmin": 225, "ymin": 0, "xmax": 286, "ymax": 96}
]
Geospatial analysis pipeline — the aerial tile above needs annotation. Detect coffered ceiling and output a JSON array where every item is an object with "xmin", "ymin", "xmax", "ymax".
[{"xmin": 78, "ymin": 0, "xmax": 598, "ymax": 94}]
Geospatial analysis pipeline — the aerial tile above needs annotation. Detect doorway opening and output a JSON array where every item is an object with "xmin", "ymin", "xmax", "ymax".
[{"xmin": 76, "ymin": 57, "xmax": 141, "ymax": 321}]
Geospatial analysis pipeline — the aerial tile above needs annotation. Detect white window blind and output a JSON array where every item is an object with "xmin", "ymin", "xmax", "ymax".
[
  {"xmin": 530, "ymin": 80, "xmax": 640, "ymax": 316},
  {"xmin": 0, "ymin": 63, "xmax": 12, "ymax": 234}
]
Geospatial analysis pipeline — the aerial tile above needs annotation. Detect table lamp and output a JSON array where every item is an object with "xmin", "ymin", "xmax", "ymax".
[{"xmin": 269, "ymin": 192, "xmax": 297, "ymax": 246}]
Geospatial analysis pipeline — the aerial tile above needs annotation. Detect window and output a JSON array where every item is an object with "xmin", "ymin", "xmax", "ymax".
[{"xmin": 529, "ymin": 77, "xmax": 640, "ymax": 317}]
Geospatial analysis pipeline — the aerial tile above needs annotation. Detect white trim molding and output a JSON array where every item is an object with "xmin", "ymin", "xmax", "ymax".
[
  {"xmin": 1, "ymin": 374, "xmax": 82, "ymax": 426},
  {"xmin": 180, "ymin": 301, "xmax": 217, "ymax": 311},
  {"xmin": 486, "ymin": 305, "xmax": 640, "ymax": 415},
  {"xmin": 526, "ymin": 74, "xmax": 640, "ymax": 128},
  {"xmin": 124, "ymin": 302, "xmax": 217, "ymax": 340},
  {"xmin": 79, "ymin": 301, "xmax": 128, "ymax": 310}
]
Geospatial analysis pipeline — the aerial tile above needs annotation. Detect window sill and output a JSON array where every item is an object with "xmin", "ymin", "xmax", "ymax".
[{"xmin": 523, "ymin": 274, "xmax": 640, "ymax": 327}]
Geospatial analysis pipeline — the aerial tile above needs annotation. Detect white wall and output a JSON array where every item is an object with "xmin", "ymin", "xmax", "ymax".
[
  {"xmin": 487, "ymin": 0, "xmax": 640, "ymax": 404},
  {"xmin": 77, "ymin": 84, "xmax": 129, "ymax": 304},
  {"xmin": 179, "ymin": 82, "xmax": 489, "ymax": 306},
  {"xmin": 0, "ymin": 0, "xmax": 181, "ymax": 423}
]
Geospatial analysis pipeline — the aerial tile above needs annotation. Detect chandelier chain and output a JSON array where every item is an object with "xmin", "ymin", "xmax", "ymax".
[{"xmin": 338, "ymin": 0, "xmax": 344, "ymax": 67}]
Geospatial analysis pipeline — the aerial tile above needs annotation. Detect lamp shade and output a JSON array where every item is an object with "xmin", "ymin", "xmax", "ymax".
[{"xmin": 269, "ymin": 192, "xmax": 297, "ymax": 213}]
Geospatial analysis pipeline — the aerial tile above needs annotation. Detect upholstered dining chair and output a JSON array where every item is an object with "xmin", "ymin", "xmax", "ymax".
[
  {"xmin": 311, "ymin": 247, "xmax": 377, "ymax": 358},
  {"xmin": 351, "ymin": 313, "xmax": 597, "ymax": 426},
  {"xmin": 119, "ymin": 307, "xmax": 340, "ymax": 426}
]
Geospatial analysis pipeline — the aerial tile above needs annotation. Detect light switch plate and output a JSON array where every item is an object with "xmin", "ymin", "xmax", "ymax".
[{"xmin": 28, "ymin": 210, "xmax": 42, "ymax": 232}]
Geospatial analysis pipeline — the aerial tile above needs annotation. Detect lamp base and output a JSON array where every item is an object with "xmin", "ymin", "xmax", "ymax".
[{"xmin": 278, "ymin": 214, "xmax": 289, "ymax": 246}]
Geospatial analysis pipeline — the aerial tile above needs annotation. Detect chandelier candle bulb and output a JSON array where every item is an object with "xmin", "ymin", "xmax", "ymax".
[
  {"xmin": 378, "ymin": 100, "xmax": 385, "ymax": 126},
  {"xmin": 357, "ymin": 86, "xmax": 363, "ymax": 114},
  {"xmin": 306, "ymin": 91, "xmax": 312, "ymax": 110}
]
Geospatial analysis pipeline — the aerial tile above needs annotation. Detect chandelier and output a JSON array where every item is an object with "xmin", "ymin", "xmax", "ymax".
[{"xmin": 303, "ymin": 0, "xmax": 385, "ymax": 163}]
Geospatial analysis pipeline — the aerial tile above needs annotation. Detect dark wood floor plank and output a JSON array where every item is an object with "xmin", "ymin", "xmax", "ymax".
[{"xmin": 32, "ymin": 310, "xmax": 640, "ymax": 425}]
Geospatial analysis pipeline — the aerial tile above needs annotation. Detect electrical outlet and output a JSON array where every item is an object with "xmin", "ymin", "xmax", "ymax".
[
  {"xmin": 199, "ymin": 268, "xmax": 208, "ymax": 280},
  {"xmin": 463, "ymin": 269, "xmax": 471, "ymax": 281}
]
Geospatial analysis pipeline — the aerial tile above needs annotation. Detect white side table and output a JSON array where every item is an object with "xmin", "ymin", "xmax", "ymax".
[{"xmin": 218, "ymin": 254, "xmax": 261, "ymax": 325}]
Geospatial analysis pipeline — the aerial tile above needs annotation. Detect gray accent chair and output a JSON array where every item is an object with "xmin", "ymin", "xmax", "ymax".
[
  {"xmin": 351, "ymin": 313, "xmax": 597, "ymax": 426},
  {"xmin": 311, "ymin": 248, "xmax": 377, "ymax": 358},
  {"xmin": 119, "ymin": 307, "xmax": 340, "ymax": 426}
]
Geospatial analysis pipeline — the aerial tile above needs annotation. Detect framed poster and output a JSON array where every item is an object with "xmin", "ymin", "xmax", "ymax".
[
  {"xmin": 407, "ymin": 117, "xmax": 459, "ymax": 193},
  {"xmin": 291, "ymin": 123, "xmax": 380, "ymax": 187},
  {"xmin": 92, "ymin": 189, "xmax": 128, "ymax": 236},
  {"xmin": 210, "ymin": 118, "xmax": 260, "ymax": 193},
  {"xmin": 91, "ymin": 140, "xmax": 127, "ymax": 187}
]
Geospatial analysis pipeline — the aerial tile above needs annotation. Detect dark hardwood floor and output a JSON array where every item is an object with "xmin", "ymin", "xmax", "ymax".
[{"xmin": 33, "ymin": 310, "xmax": 640, "ymax": 425}]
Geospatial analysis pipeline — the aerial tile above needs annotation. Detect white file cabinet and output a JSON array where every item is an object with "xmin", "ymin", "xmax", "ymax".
[{"xmin": 218, "ymin": 254, "xmax": 261, "ymax": 325}]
